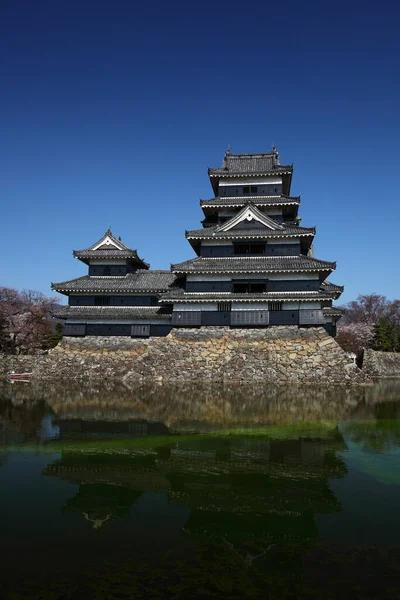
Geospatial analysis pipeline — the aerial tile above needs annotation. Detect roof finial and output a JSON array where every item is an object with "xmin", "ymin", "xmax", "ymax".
[
  {"xmin": 226, "ymin": 144, "xmax": 231, "ymax": 154},
  {"xmin": 106, "ymin": 225, "xmax": 112, "ymax": 235},
  {"xmin": 272, "ymin": 142, "xmax": 277, "ymax": 152}
]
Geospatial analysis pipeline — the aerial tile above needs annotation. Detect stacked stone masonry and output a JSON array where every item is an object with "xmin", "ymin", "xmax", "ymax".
[
  {"xmin": 1, "ymin": 327, "xmax": 369, "ymax": 384},
  {"xmin": 363, "ymin": 349, "xmax": 400, "ymax": 378}
]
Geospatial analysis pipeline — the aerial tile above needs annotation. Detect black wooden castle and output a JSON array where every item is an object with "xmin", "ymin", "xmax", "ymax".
[{"xmin": 52, "ymin": 147, "xmax": 343, "ymax": 336}]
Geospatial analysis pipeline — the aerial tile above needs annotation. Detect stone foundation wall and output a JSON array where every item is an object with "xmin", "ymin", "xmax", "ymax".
[
  {"xmin": 363, "ymin": 349, "xmax": 400, "ymax": 378},
  {"xmin": 0, "ymin": 327, "xmax": 369, "ymax": 384}
]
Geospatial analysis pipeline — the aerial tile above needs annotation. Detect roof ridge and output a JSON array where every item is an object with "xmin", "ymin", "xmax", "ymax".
[
  {"xmin": 201, "ymin": 195, "xmax": 300, "ymax": 201},
  {"xmin": 136, "ymin": 269, "xmax": 172, "ymax": 273},
  {"xmin": 224, "ymin": 152, "xmax": 276, "ymax": 157},
  {"xmin": 174, "ymin": 255, "xmax": 329, "ymax": 260},
  {"xmin": 89, "ymin": 229, "xmax": 130, "ymax": 251}
]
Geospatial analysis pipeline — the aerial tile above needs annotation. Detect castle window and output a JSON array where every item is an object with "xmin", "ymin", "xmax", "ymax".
[
  {"xmin": 103, "ymin": 266, "xmax": 111, "ymax": 275},
  {"xmin": 243, "ymin": 186, "xmax": 259, "ymax": 194},
  {"xmin": 218, "ymin": 302, "xmax": 231, "ymax": 311},
  {"xmin": 233, "ymin": 282, "xmax": 266, "ymax": 294},
  {"xmin": 234, "ymin": 243, "xmax": 265, "ymax": 255},
  {"xmin": 250, "ymin": 282, "xmax": 266, "ymax": 293},
  {"xmin": 269, "ymin": 302, "xmax": 282, "ymax": 311},
  {"xmin": 94, "ymin": 296, "xmax": 110, "ymax": 306},
  {"xmin": 233, "ymin": 282, "xmax": 248, "ymax": 293}
]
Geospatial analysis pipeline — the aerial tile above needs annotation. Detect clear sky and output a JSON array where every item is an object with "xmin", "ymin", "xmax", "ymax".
[{"xmin": 2, "ymin": 0, "xmax": 399, "ymax": 305}]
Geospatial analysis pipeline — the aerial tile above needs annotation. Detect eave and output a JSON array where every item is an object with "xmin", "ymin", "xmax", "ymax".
[
  {"xmin": 170, "ymin": 256, "xmax": 334, "ymax": 276},
  {"xmin": 207, "ymin": 166, "xmax": 293, "ymax": 195},
  {"xmin": 51, "ymin": 271, "xmax": 176, "ymax": 295},
  {"xmin": 186, "ymin": 227, "xmax": 315, "ymax": 257},
  {"xmin": 172, "ymin": 267, "xmax": 334, "ymax": 275},
  {"xmin": 172, "ymin": 270, "xmax": 334, "ymax": 276},
  {"xmin": 160, "ymin": 291, "xmax": 337, "ymax": 302},
  {"xmin": 185, "ymin": 229, "xmax": 315, "ymax": 241},
  {"xmin": 53, "ymin": 306, "xmax": 172, "ymax": 321},
  {"xmin": 72, "ymin": 250, "xmax": 149, "ymax": 268},
  {"xmin": 200, "ymin": 195, "xmax": 301, "ymax": 217}
]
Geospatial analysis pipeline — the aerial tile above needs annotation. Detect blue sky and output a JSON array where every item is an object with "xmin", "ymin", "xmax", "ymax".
[{"xmin": 2, "ymin": 0, "xmax": 400, "ymax": 304}]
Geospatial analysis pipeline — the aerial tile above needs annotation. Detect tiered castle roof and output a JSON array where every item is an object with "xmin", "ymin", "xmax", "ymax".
[
  {"xmin": 208, "ymin": 149, "xmax": 293, "ymax": 194},
  {"xmin": 160, "ymin": 289, "xmax": 339, "ymax": 303},
  {"xmin": 53, "ymin": 306, "xmax": 172, "ymax": 321},
  {"xmin": 200, "ymin": 194, "xmax": 300, "ymax": 215},
  {"xmin": 170, "ymin": 256, "xmax": 336, "ymax": 275},
  {"xmin": 72, "ymin": 228, "xmax": 149, "ymax": 267},
  {"xmin": 52, "ymin": 271, "xmax": 176, "ymax": 294},
  {"xmin": 51, "ymin": 145, "xmax": 343, "ymax": 336}
]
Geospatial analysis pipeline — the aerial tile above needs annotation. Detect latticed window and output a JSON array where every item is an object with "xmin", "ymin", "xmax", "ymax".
[
  {"xmin": 243, "ymin": 186, "xmax": 258, "ymax": 194},
  {"xmin": 233, "ymin": 282, "xmax": 266, "ymax": 294},
  {"xmin": 218, "ymin": 302, "xmax": 231, "ymax": 312},
  {"xmin": 250, "ymin": 282, "xmax": 266, "ymax": 293},
  {"xmin": 234, "ymin": 243, "xmax": 265, "ymax": 255},
  {"xmin": 94, "ymin": 296, "xmax": 110, "ymax": 306},
  {"xmin": 269, "ymin": 302, "xmax": 283, "ymax": 311},
  {"xmin": 103, "ymin": 266, "xmax": 111, "ymax": 274}
]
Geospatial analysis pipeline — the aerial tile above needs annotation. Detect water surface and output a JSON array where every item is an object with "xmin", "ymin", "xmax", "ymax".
[{"xmin": 1, "ymin": 380, "xmax": 400, "ymax": 599}]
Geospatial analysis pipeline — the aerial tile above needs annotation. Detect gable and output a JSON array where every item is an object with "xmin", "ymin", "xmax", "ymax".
[
  {"xmin": 91, "ymin": 234, "xmax": 125, "ymax": 251},
  {"xmin": 229, "ymin": 218, "xmax": 273, "ymax": 231},
  {"xmin": 95, "ymin": 241, "xmax": 123, "ymax": 251},
  {"xmin": 217, "ymin": 203, "xmax": 284, "ymax": 233}
]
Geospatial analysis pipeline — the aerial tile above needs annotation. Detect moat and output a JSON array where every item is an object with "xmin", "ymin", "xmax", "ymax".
[{"xmin": 1, "ymin": 380, "xmax": 400, "ymax": 599}]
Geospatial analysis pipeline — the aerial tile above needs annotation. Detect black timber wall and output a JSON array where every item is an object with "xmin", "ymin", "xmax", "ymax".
[
  {"xmin": 219, "ymin": 184, "xmax": 283, "ymax": 197},
  {"xmin": 323, "ymin": 323, "xmax": 337, "ymax": 337},
  {"xmin": 89, "ymin": 265, "xmax": 131, "ymax": 276},
  {"xmin": 267, "ymin": 280, "xmax": 320, "ymax": 291},
  {"xmin": 266, "ymin": 244, "xmax": 301, "ymax": 256},
  {"xmin": 171, "ymin": 311, "xmax": 301, "ymax": 327},
  {"xmin": 63, "ymin": 318, "xmax": 336, "ymax": 336},
  {"xmin": 185, "ymin": 279, "xmax": 320, "ymax": 292},
  {"xmin": 64, "ymin": 324, "xmax": 172, "ymax": 337},
  {"xmin": 201, "ymin": 311, "xmax": 231, "ymax": 326},
  {"xmin": 200, "ymin": 243, "xmax": 301, "ymax": 257},
  {"xmin": 86, "ymin": 324, "xmax": 132, "ymax": 336},
  {"xmin": 186, "ymin": 281, "xmax": 232, "ymax": 292},
  {"xmin": 269, "ymin": 311, "xmax": 299, "ymax": 325},
  {"xmin": 69, "ymin": 295, "xmax": 159, "ymax": 306}
]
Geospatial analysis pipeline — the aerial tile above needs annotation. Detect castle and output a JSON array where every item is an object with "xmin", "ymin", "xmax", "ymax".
[{"xmin": 52, "ymin": 147, "xmax": 343, "ymax": 336}]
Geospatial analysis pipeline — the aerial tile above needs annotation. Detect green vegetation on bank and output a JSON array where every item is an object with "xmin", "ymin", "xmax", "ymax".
[{"xmin": 0, "ymin": 421, "xmax": 341, "ymax": 454}]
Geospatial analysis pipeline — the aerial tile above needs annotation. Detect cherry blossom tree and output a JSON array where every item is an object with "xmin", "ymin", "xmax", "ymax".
[
  {"xmin": 336, "ymin": 322, "xmax": 374, "ymax": 355},
  {"xmin": 0, "ymin": 287, "xmax": 59, "ymax": 354},
  {"xmin": 337, "ymin": 294, "xmax": 400, "ymax": 356},
  {"xmin": 340, "ymin": 294, "xmax": 391, "ymax": 325}
]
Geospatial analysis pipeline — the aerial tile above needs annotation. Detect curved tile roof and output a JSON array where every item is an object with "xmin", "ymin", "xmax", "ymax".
[
  {"xmin": 160, "ymin": 290, "xmax": 339, "ymax": 302},
  {"xmin": 208, "ymin": 152, "xmax": 292, "ymax": 176},
  {"xmin": 321, "ymin": 281, "xmax": 344, "ymax": 293},
  {"xmin": 53, "ymin": 306, "xmax": 172, "ymax": 321},
  {"xmin": 73, "ymin": 248, "xmax": 148, "ymax": 262},
  {"xmin": 171, "ymin": 256, "xmax": 336, "ymax": 274},
  {"xmin": 52, "ymin": 271, "xmax": 177, "ymax": 294},
  {"xmin": 73, "ymin": 228, "xmax": 149, "ymax": 268},
  {"xmin": 186, "ymin": 224, "xmax": 315, "ymax": 240},
  {"xmin": 200, "ymin": 195, "xmax": 300, "ymax": 208}
]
